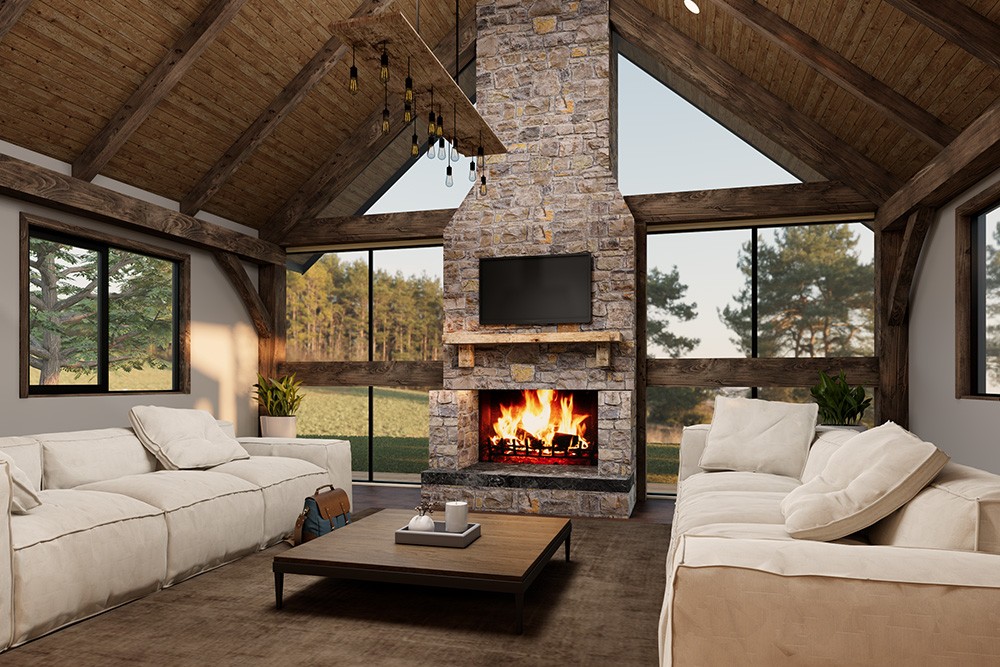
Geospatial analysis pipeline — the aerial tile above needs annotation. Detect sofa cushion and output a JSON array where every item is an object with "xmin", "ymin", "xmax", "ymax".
[
  {"xmin": 800, "ymin": 428, "xmax": 857, "ymax": 483},
  {"xmin": 78, "ymin": 470, "xmax": 263, "ymax": 585},
  {"xmin": 781, "ymin": 422, "xmax": 949, "ymax": 541},
  {"xmin": 700, "ymin": 397, "xmax": 818, "ymax": 478},
  {"xmin": 10, "ymin": 489, "xmax": 167, "ymax": 646},
  {"xmin": 681, "ymin": 471, "xmax": 800, "ymax": 498},
  {"xmin": 868, "ymin": 462, "xmax": 1000, "ymax": 554},
  {"xmin": 34, "ymin": 428, "xmax": 157, "ymax": 489},
  {"xmin": 673, "ymin": 491, "xmax": 787, "ymax": 539},
  {"xmin": 0, "ymin": 451, "xmax": 41, "ymax": 514},
  {"xmin": 210, "ymin": 456, "xmax": 328, "ymax": 547},
  {"xmin": 129, "ymin": 406, "xmax": 249, "ymax": 470},
  {"xmin": 0, "ymin": 436, "xmax": 42, "ymax": 492}
]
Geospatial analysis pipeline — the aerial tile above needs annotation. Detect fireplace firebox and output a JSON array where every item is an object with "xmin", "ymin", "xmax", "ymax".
[{"xmin": 479, "ymin": 389, "xmax": 598, "ymax": 466}]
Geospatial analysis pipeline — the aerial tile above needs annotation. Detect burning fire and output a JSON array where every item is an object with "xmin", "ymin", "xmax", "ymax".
[{"xmin": 489, "ymin": 389, "xmax": 591, "ymax": 458}]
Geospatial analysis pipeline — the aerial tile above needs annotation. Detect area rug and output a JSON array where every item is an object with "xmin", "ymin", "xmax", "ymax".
[{"xmin": 0, "ymin": 513, "xmax": 670, "ymax": 666}]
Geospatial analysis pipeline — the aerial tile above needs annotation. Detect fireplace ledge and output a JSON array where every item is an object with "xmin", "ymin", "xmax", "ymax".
[
  {"xmin": 422, "ymin": 463, "xmax": 633, "ymax": 493},
  {"xmin": 443, "ymin": 331, "xmax": 623, "ymax": 368}
]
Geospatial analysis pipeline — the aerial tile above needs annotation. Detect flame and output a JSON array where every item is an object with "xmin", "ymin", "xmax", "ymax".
[{"xmin": 489, "ymin": 389, "xmax": 591, "ymax": 456}]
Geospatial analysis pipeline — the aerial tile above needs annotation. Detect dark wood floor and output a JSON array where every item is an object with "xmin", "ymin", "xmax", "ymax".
[{"xmin": 352, "ymin": 484, "xmax": 675, "ymax": 524}]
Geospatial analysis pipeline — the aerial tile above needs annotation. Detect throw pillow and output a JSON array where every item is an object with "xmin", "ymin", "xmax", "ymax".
[
  {"xmin": 0, "ymin": 450, "xmax": 42, "ymax": 514},
  {"xmin": 781, "ymin": 421, "xmax": 949, "ymax": 541},
  {"xmin": 699, "ymin": 396, "xmax": 819, "ymax": 478},
  {"xmin": 129, "ymin": 406, "xmax": 249, "ymax": 471}
]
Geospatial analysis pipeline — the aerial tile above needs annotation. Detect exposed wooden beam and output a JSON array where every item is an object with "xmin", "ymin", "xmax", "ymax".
[
  {"xmin": 0, "ymin": 0, "xmax": 33, "ymax": 42},
  {"xmin": 0, "ymin": 153, "xmax": 284, "ymax": 265},
  {"xmin": 711, "ymin": 0, "xmax": 958, "ymax": 150},
  {"xmin": 625, "ymin": 182, "xmax": 875, "ymax": 228},
  {"xmin": 610, "ymin": 0, "xmax": 901, "ymax": 204},
  {"xmin": 876, "ymin": 229, "xmax": 908, "ymax": 425},
  {"xmin": 279, "ymin": 361, "xmax": 444, "ymax": 388},
  {"xmin": 888, "ymin": 208, "xmax": 935, "ymax": 326},
  {"xmin": 646, "ymin": 357, "xmax": 879, "ymax": 387},
  {"xmin": 265, "ymin": 7, "xmax": 476, "ymax": 243},
  {"xmin": 876, "ymin": 98, "xmax": 1000, "ymax": 231},
  {"xmin": 282, "ymin": 208, "xmax": 454, "ymax": 247},
  {"xmin": 180, "ymin": 0, "xmax": 392, "ymax": 216},
  {"xmin": 883, "ymin": 0, "xmax": 1000, "ymax": 71},
  {"xmin": 257, "ymin": 263, "xmax": 286, "ymax": 383},
  {"xmin": 72, "ymin": 0, "xmax": 248, "ymax": 182},
  {"xmin": 211, "ymin": 251, "xmax": 273, "ymax": 338}
]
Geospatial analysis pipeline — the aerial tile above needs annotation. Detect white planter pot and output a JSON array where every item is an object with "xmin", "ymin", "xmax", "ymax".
[
  {"xmin": 816, "ymin": 424, "xmax": 867, "ymax": 434},
  {"xmin": 260, "ymin": 415, "xmax": 297, "ymax": 438}
]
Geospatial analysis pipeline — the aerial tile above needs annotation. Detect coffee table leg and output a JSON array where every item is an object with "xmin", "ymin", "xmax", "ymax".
[
  {"xmin": 514, "ymin": 590, "xmax": 524, "ymax": 634},
  {"xmin": 274, "ymin": 571, "xmax": 284, "ymax": 610},
  {"xmin": 565, "ymin": 531, "xmax": 571, "ymax": 562}
]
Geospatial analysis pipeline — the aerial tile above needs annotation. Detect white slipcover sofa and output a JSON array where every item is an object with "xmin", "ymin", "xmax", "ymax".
[
  {"xmin": 660, "ymin": 424, "xmax": 1000, "ymax": 665},
  {"xmin": 0, "ymin": 422, "xmax": 351, "ymax": 652}
]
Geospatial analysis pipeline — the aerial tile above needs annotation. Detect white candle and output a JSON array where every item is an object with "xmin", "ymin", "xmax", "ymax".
[{"xmin": 445, "ymin": 501, "xmax": 469, "ymax": 533}]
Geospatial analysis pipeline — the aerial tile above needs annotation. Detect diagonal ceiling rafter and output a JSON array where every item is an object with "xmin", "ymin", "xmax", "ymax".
[
  {"xmin": 710, "ymin": 0, "xmax": 958, "ymax": 150},
  {"xmin": 263, "ymin": 6, "xmax": 476, "ymax": 243},
  {"xmin": 180, "ymin": 0, "xmax": 394, "ymax": 217},
  {"xmin": 883, "ymin": 0, "xmax": 1000, "ymax": 71},
  {"xmin": 0, "ymin": 0, "xmax": 33, "ymax": 42},
  {"xmin": 71, "ymin": 0, "xmax": 249, "ymax": 182},
  {"xmin": 610, "ymin": 0, "xmax": 901, "ymax": 204}
]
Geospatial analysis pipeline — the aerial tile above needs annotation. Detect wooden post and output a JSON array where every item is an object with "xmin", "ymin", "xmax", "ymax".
[
  {"xmin": 257, "ymin": 263, "xmax": 286, "ymax": 434},
  {"xmin": 635, "ymin": 219, "xmax": 647, "ymax": 502},
  {"xmin": 876, "ymin": 228, "xmax": 908, "ymax": 426}
]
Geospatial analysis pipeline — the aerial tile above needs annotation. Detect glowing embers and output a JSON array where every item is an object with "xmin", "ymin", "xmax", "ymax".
[{"xmin": 479, "ymin": 389, "xmax": 598, "ymax": 466}]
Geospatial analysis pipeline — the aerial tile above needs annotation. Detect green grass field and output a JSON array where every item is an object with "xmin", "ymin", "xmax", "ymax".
[
  {"xmin": 29, "ymin": 366, "xmax": 174, "ymax": 391},
  {"xmin": 298, "ymin": 386, "xmax": 681, "ymax": 483}
]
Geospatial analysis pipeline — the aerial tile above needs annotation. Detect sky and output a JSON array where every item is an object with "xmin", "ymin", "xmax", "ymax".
[{"xmin": 344, "ymin": 56, "xmax": 874, "ymax": 355}]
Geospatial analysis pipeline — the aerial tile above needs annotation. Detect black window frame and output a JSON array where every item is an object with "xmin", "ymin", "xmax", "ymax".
[
  {"xmin": 20, "ymin": 214, "xmax": 190, "ymax": 397},
  {"xmin": 958, "ymin": 187, "xmax": 1000, "ymax": 399}
]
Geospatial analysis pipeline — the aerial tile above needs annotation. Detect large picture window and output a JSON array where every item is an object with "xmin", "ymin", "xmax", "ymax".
[
  {"xmin": 286, "ymin": 246, "xmax": 443, "ymax": 483},
  {"xmin": 957, "ymin": 185, "xmax": 1000, "ymax": 398},
  {"xmin": 21, "ymin": 215, "xmax": 189, "ymax": 396}
]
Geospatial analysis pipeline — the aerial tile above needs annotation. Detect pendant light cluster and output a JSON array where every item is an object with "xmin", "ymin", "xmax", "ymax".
[{"xmin": 344, "ymin": 0, "xmax": 489, "ymax": 195}]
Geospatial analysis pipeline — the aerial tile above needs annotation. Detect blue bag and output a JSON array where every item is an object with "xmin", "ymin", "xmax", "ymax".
[{"xmin": 293, "ymin": 485, "xmax": 351, "ymax": 545}]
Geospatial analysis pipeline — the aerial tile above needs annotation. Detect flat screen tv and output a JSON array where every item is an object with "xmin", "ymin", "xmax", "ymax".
[{"xmin": 479, "ymin": 253, "xmax": 592, "ymax": 325}]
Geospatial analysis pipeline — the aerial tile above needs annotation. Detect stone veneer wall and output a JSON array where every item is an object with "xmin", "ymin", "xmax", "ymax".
[{"xmin": 422, "ymin": 0, "xmax": 638, "ymax": 518}]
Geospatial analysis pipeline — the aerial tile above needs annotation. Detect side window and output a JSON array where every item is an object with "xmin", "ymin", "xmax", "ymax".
[
  {"xmin": 965, "ymin": 200, "xmax": 1000, "ymax": 395},
  {"xmin": 22, "ymin": 216, "xmax": 189, "ymax": 395}
]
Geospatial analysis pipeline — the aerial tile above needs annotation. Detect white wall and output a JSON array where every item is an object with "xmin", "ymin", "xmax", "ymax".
[
  {"xmin": 910, "ymin": 167, "xmax": 1000, "ymax": 473},
  {"xmin": 0, "ymin": 142, "xmax": 260, "ymax": 437}
]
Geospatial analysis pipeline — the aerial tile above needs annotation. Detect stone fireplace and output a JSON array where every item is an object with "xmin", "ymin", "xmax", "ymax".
[{"xmin": 421, "ymin": 0, "xmax": 637, "ymax": 518}]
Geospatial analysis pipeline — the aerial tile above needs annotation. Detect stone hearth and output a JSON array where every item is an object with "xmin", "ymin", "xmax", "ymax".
[{"xmin": 421, "ymin": 0, "xmax": 637, "ymax": 519}]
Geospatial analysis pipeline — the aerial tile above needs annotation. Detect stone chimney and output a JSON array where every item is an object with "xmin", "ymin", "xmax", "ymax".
[{"xmin": 423, "ymin": 0, "xmax": 638, "ymax": 518}]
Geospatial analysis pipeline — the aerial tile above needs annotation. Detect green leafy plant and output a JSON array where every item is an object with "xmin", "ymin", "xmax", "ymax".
[
  {"xmin": 810, "ymin": 370, "xmax": 872, "ymax": 425},
  {"xmin": 253, "ymin": 373, "xmax": 304, "ymax": 417}
]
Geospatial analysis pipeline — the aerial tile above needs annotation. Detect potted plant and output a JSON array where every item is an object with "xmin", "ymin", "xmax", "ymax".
[
  {"xmin": 810, "ymin": 370, "xmax": 872, "ymax": 430},
  {"xmin": 253, "ymin": 373, "xmax": 304, "ymax": 438}
]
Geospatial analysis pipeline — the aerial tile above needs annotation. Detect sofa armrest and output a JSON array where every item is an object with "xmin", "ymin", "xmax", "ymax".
[
  {"xmin": 0, "ymin": 462, "xmax": 14, "ymax": 651},
  {"xmin": 238, "ymin": 438, "xmax": 353, "ymax": 508},
  {"xmin": 678, "ymin": 425, "xmax": 710, "ymax": 483}
]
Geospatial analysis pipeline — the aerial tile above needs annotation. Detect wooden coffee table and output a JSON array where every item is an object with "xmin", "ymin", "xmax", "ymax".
[{"xmin": 272, "ymin": 508, "xmax": 572, "ymax": 633}]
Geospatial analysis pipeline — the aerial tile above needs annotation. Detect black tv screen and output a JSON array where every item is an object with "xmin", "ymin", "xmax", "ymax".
[{"xmin": 479, "ymin": 253, "xmax": 592, "ymax": 325}]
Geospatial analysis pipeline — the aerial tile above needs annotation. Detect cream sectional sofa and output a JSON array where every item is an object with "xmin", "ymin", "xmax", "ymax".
[
  {"xmin": 0, "ymin": 423, "xmax": 351, "ymax": 652},
  {"xmin": 660, "ymin": 424, "xmax": 1000, "ymax": 665}
]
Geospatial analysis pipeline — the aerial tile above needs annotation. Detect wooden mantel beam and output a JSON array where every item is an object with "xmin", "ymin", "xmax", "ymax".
[
  {"xmin": 264, "ymin": 7, "xmax": 476, "ymax": 243},
  {"xmin": 876, "ymin": 98, "xmax": 1000, "ymax": 232},
  {"xmin": 883, "ymin": 0, "xmax": 1000, "ymax": 71},
  {"xmin": 0, "ymin": 0, "xmax": 33, "ymax": 42},
  {"xmin": 0, "ymin": 153, "xmax": 284, "ymax": 265},
  {"xmin": 625, "ymin": 182, "xmax": 876, "ymax": 228},
  {"xmin": 180, "ymin": 0, "xmax": 392, "ymax": 216},
  {"xmin": 610, "ymin": 0, "xmax": 901, "ymax": 205},
  {"xmin": 72, "ymin": 0, "xmax": 248, "ymax": 182},
  {"xmin": 711, "ymin": 0, "xmax": 958, "ymax": 150}
]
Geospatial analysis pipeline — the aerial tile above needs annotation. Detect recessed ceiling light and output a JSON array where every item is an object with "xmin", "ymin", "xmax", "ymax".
[{"xmin": 684, "ymin": 0, "xmax": 701, "ymax": 14}]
